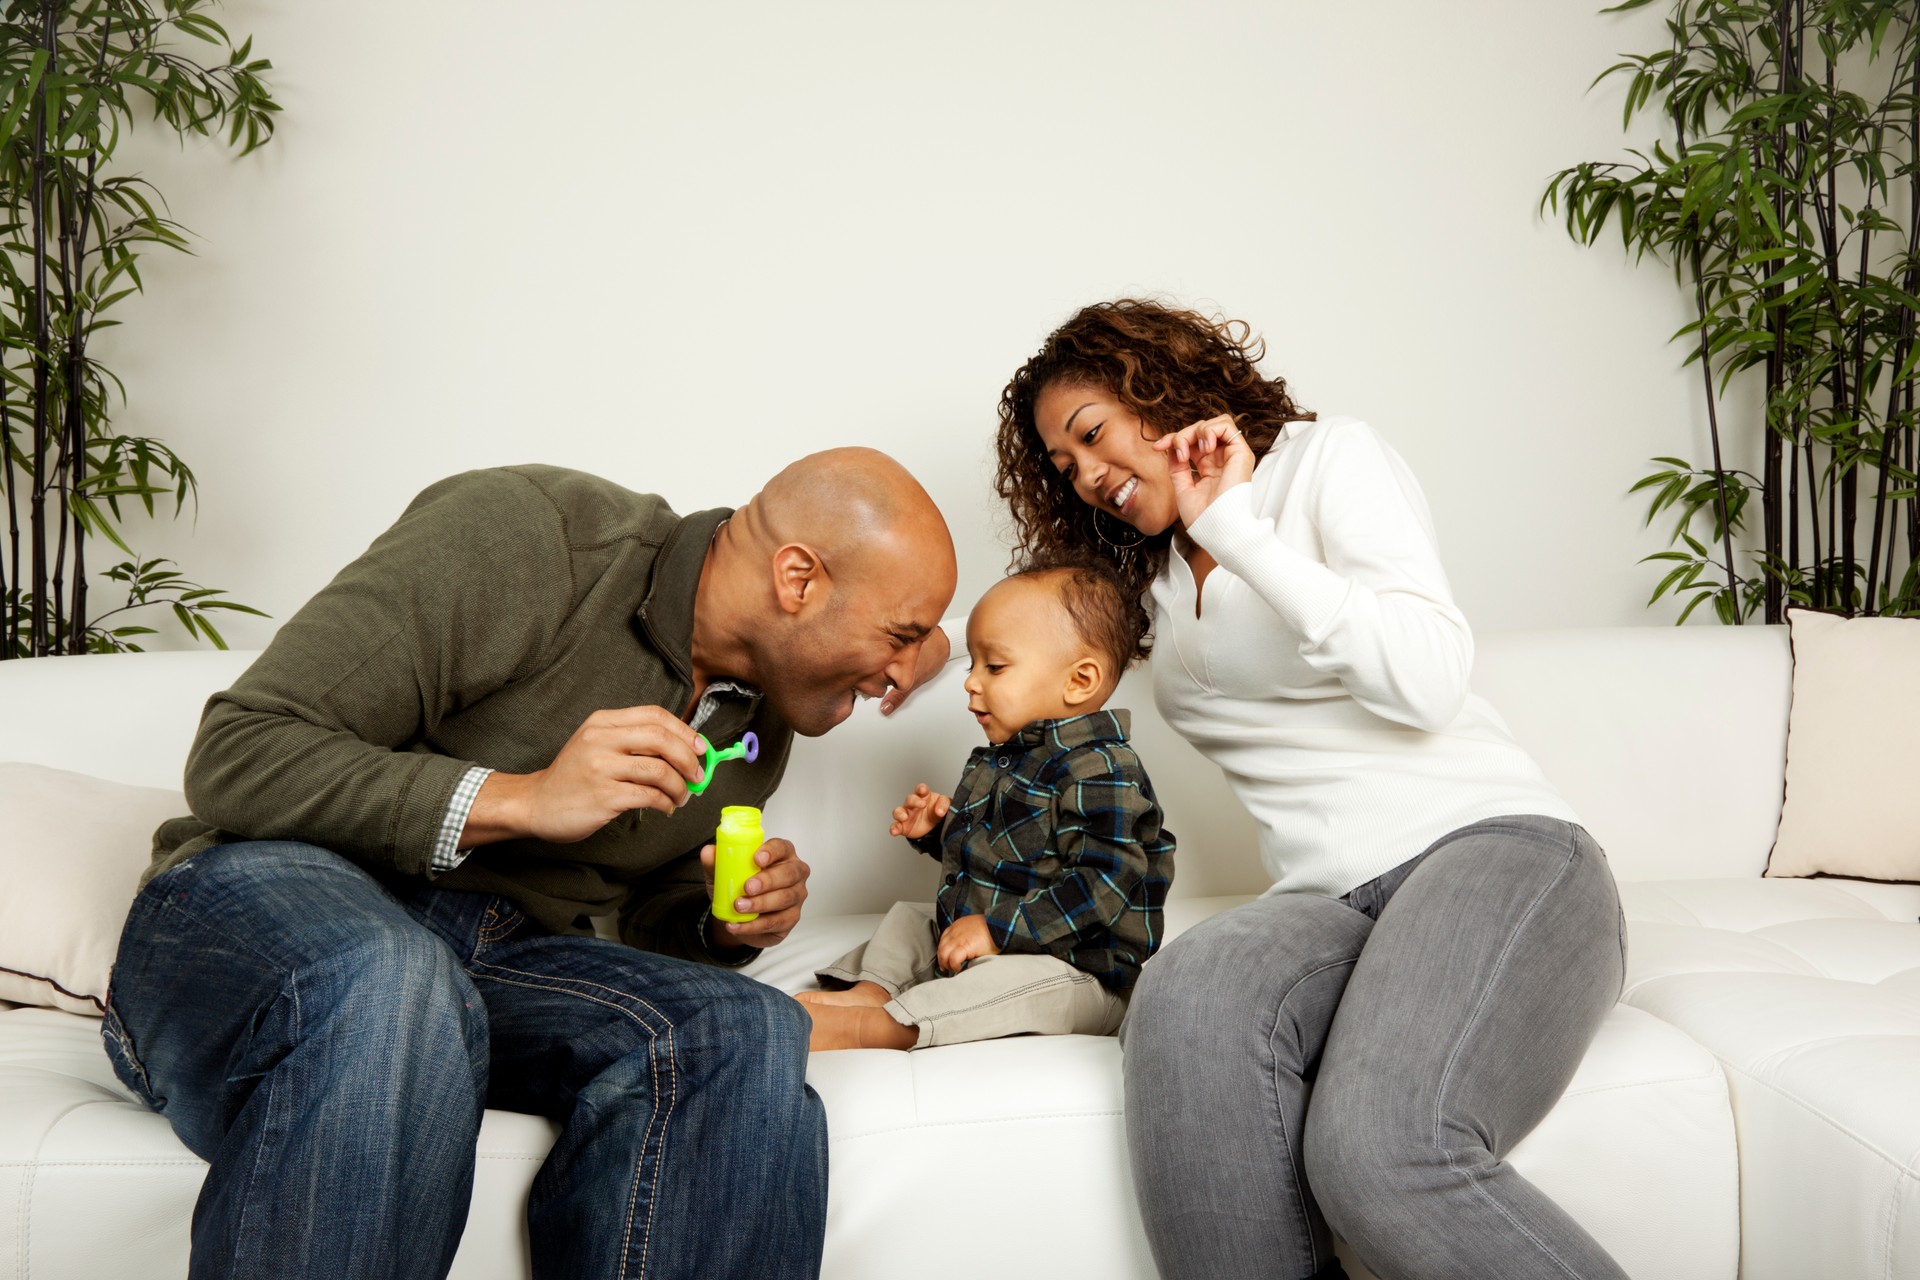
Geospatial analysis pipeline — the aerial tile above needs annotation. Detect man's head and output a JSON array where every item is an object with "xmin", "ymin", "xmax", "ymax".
[
  {"xmin": 705, "ymin": 448, "xmax": 957, "ymax": 736},
  {"xmin": 961, "ymin": 560, "xmax": 1139, "ymax": 744}
]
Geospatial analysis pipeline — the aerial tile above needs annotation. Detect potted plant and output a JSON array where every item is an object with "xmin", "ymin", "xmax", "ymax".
[
  {"xmin": 1546, "ymin": 0, "xmax": 1920, "ymax": 623},
  {"xmin": 1, "ymin": 0, "xmax": 277, "ymax": 657}
]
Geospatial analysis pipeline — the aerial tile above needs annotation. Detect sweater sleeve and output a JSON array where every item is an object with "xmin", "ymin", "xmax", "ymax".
[
  {"xmin": 1183, "ymin": 421, "xmax": 1473, "ymax": 732},
  {"xmin": 180, "ymin": 469, "xmax": 575, "ymax": 876}
]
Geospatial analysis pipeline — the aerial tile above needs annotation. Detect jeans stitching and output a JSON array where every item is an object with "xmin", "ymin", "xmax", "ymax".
[
  {"xmin": 467, "ymin": 960, "xmax": 677, "ymax": 1280},
  {"xmin": 476, "ymin": 906, "xmax": 522, "ymax": 948},
  {"xmin": 1270, "ymin": 958, "xmax": 1357, "ymax": 1274},
  {"xmin": 1430, "ymin": 837, "xmax": 1586, "ymax": 1280},
  {"xmin": 102, "ymin": 1001, "xmax": 157, "ymax": 1106},
  {"xmin": 225, "ymin": 978, "xmax": 297, "ymax": 1272}
]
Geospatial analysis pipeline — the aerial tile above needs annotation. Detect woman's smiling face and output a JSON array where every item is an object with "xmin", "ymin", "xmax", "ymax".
[{"xmin": 1033, "ymin": 381, "xmax": 1181, "ymax": 536}]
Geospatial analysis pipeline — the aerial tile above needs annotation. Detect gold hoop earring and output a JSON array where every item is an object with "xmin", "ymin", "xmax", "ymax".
[{"xmin": 1093, "ymin": 509, "xmax": 1145, "ymax": 551}]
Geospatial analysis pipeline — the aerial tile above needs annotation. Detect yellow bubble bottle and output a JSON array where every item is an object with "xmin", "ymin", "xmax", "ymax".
[{"xmin": 711, "ymin": 806, "xmax": 764, "ymax": 923}]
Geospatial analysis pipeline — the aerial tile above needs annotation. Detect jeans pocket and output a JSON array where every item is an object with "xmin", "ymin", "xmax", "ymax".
[
  {"xmin": 101, "ymin": 994, "xmax": 163, "ymax": 1113},
  {"xmin": 475, "ymin": 898, "xmax": 527, "ymax": 954}
]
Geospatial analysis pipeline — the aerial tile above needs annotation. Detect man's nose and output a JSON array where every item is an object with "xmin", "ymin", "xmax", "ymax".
[{"xmin": 885, "ymin": 641, "xmax": 920, "ymax": 689}]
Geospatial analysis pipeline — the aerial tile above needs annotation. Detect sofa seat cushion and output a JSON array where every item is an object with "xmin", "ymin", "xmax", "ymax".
[
  {"xmin": 1619, "ymin": 878, "xmax": 1920, "ymax": 1280},
  {"xmin": 749, "ymin": 902, "xmax": 1737, "ymax": 1280},
  {"xmin": 0, "ymin": 1005, "xmax": 556, "ymax": 1280},
  {"xmin": 1, "ymin": 899, "xmax": 1740, "ymax": 1280}
]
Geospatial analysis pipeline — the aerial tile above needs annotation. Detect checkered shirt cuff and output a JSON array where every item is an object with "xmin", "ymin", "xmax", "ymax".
[{"xmin": 430, "ymin": 766, "xmax": 494, "ymax": 874}]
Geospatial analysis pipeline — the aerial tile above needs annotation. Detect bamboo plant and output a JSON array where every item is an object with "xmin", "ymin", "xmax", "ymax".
[
  {"xmin": 0, "ymin": 0, "xmax": 275, "ymax": 658},
  {"xmin": 1545, "ymin": 0, "xmax": 1920, "ymax": 623}
]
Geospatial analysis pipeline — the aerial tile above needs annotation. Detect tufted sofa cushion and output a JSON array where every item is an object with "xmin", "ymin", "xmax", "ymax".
[
  {"xmin": 1620, "ymin": 878, "xmax": 1920, "ymax": 1280},
  {"xmin": 2, "ymin": 899, "xmax": 1739, "ymax": 1280}
]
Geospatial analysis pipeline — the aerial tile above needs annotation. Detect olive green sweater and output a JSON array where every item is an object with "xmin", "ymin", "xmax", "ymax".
[{"xmin": 148, "ymin": 465, "xmax": 792, "ymax": 964}]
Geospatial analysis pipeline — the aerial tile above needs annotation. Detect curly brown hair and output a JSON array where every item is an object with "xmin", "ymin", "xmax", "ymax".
[{"xmin": 994, "ymin": 299, "xmax": 1314, "ymax": 660}]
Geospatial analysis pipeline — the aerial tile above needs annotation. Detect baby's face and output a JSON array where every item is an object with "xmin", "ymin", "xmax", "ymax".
[{"xmin": 961, "ymin": 577, "xmax": 1088, "ymax": 745}]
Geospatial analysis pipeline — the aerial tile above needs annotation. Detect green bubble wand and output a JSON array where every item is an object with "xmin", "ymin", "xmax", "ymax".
[{"xmin": 686, "ymin": 731, "xmax": 759, "ymax": 796}]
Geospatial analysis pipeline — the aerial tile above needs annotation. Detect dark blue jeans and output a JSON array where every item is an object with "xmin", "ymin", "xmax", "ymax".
[{"xmin": 101, "ymin": 840, "xmax": 827, "ymax": 1280}]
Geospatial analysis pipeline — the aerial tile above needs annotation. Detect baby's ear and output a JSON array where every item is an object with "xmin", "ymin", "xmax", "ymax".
[{"xmin": 1062, "ymin": 656, "xmax": 1106, "ymax": 707}]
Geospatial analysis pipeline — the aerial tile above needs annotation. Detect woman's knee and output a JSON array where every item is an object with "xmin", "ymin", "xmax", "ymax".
[{"xmin": 1301, "ymin": 1081, "xmax": 1463, "ymax": 1248}]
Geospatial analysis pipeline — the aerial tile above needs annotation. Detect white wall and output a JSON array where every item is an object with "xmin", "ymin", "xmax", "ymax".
[{"xmin": 100, "ymin": 0, "xmax": 1701, "ymax": 647}]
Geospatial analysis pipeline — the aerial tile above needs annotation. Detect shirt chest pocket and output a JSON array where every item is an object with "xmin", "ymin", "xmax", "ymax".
[{"xmin": 970, "ymin": 787, "xmax": 1054, "ymax": 885}]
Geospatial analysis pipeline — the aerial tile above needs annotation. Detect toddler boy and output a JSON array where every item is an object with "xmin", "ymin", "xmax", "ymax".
[{"xmin": 800, "ymin": 561, "xmax": 1176, "ymax": 1051}]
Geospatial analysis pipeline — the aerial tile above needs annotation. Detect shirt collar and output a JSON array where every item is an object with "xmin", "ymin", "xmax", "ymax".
[
  {"xmin": 998, "ymin": 708, "xmax": 1132, "ymax": 755},
  {"xmin": 634, "ymin": 506, "xmax": 731, "ymax": 688},
  {"xmin": 690, "ymin": 680, "xmax": 760, "ymax": 734}
]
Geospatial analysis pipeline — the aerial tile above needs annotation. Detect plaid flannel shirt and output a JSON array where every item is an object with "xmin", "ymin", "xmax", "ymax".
[{"xmin": 910, "ymin": 709, "xmax": 1175, "ymax": 993}]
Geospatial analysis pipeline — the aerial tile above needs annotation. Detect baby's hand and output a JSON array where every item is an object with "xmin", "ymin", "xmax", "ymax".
[
  {"xmin": 889, "ymin": 783, "xmax": 951, "ymax": 840},
  {"xmin": 936, "ymin": 914, "xmax": 1000, "ymax": 974}
]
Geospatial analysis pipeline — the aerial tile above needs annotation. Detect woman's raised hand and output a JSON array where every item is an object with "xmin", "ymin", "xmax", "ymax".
[{"xmin": 1153, "ymin": 414, "xmax": 1254, "ymax": 527}]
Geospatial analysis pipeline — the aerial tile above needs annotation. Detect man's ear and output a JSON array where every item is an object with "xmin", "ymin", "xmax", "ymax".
[
  {"xmin": 771, "ymin": 543, "xmax": 830, "ymax": 616},
  {"xmin": 1061, "ymin": 656, "xmax": 1106, "ymax": 707}
]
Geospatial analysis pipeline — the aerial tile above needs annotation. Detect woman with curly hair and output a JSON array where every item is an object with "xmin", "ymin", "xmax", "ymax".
[{"xmin": 994, "ymin": 300, "xmax": 1628, "ymax": 1280}]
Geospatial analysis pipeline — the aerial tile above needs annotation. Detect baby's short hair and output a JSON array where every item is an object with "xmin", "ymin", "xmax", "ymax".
[{"xmin": 1009, "ymin": 556, "xmax": 1145, "ymax": 692}]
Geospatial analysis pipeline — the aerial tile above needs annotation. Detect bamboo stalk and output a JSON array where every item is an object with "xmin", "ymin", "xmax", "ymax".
[
  {"xmin": 63, "ymin": 15, "xmax": 112, "ymax": 654},
  {"xmin": 1865, "ymin": 43, "xmax": 1920, "ymax": 614},
  {"xmin": 27, "ymin": 1, "xmax": 54, "ymax": 655},
  {"xmin": 1807, "ymin": 435, "xmax": 1824, "ymax": 605},
  {"xmin": 1841, "ymin": 219, "xmax": 1872, "ymax": 615},
  {"xmin": 1675, "ymin": 103, "xmax": 1743, "ymax": 619},
  {"xmin": 1826, "ymin": 439, "xmax": 1837, "ymax": 606},
  {"xmin": 1788, "ymin": 402, "xmax": 1801, "ymax": 595},
  {"xmin": 1690, "ymin": 242, "xmax": 1743, "ymax": 617},
  {"xmin": 1762, "ymin": 0, "xmax": 1792, "ymax": 624},
  {"xmin": 0, "ymin": 391, "xmax": 13, "ymax": 655},
  {"xmin": 1908, "ymin": 379, "xmax": 1919, "ymax": 575},
  {"xmin": 49, "ymin": 89, "xmax": 73, "ymax": 645}
]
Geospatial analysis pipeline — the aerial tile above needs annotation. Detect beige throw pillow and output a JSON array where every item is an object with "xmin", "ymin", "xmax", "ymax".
[
  {"xmin": 1766, "ymin": 609, "xmax": 1920, "ymax": 882},
  {"xmin": 0, "ymin": 762, "xmax": 184, "ymax": 1015}
]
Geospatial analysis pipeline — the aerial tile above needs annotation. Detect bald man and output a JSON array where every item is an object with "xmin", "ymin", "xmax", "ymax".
[{"xmin": 103, "ymin": 455, "xmax": 957, "ymax": 1280}]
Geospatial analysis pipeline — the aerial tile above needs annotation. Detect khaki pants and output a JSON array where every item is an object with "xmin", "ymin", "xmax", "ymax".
[{"xmin": 815, "ymin": 901, "xmax": 1127, "ymax": 1049}]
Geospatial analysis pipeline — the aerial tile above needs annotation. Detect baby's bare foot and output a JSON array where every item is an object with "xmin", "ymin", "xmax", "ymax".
[
  {"xmin": 802, "ymin": 1001, "xmax": 918, "ymax": 1052},
  {"xmin": 796, "ymin": 990, "xmax": 866, "ymax": 1008},
  {"xmin": 795, "ymin": 981, "xmax": 891, "ymax": 1009}
]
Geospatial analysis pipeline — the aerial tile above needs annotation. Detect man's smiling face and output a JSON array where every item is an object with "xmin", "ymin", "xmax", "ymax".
[{"xmin": 755, "ymin": 539, "xmax": 951, "ymax": 737}]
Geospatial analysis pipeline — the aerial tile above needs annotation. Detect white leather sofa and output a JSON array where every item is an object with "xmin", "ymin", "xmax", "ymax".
[{"xmin": 3, "ymin": 624, "xmax": 1915, "ymax": 1279}]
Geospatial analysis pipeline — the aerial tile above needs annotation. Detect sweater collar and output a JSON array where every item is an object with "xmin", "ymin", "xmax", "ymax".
[
  {"xmin": 635, "ymin": 506, "xmax": 732, "ymax": 688},
  {"xmin": 996, "ymin": 708, "xmax": 1132, "ymax": 755}
]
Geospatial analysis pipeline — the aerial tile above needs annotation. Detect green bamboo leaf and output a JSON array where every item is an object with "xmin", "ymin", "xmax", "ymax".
[
  {"xmin": 1675, "ymin": 589, "xmax": 1717, "ymax": 625},
  {"xmin": 1648, "ymin": 564, "xmax": 1691, "ymax": 605},
  {"xmin": 192, "ymin": 612, "xmax": 228, "ymax": 649},
  {"xmin": 0, "ymin": 50, "xmax": 50, "ymax": 148}
]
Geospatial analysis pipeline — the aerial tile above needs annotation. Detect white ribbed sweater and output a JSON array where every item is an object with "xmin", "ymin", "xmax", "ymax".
[{"xmin": 1150, "ymin": 415, "xmax": 1577, "ymax": 899}]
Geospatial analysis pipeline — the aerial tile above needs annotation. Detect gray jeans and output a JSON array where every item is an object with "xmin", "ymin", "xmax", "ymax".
[{"xmin": 1121, "ymin": 815, "xmax": 1628, "ymax": 1280}]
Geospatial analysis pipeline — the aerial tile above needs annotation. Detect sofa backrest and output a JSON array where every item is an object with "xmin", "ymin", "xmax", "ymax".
[
  {"xmin": 0, "ymin": 623, "xmax": 1793, "ymax": 917},
  {"xmin": 1471, "ymin": 625, "xmax": 1790, "ymax": 883},
  {"xmin": 0, "ymin": 650, "xmax": 250, "ymax": 789}
]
